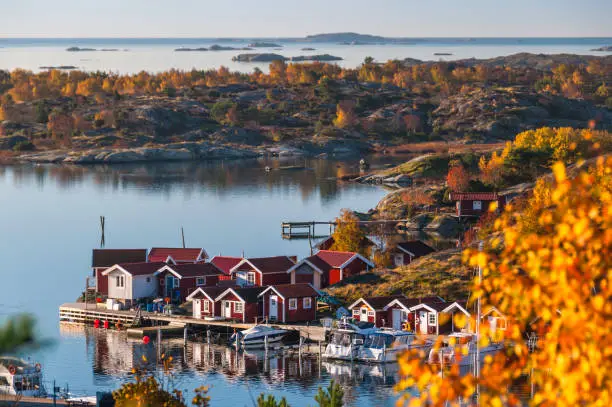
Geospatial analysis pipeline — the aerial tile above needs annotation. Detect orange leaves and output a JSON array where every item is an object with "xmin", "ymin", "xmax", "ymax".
[
  {"xmin": 446, "ymin": 164, "xmax": 470, "ymax": 192},
  {"xmin": 333, "ymin": 100, "xmax": 358, "ymax": 129}
]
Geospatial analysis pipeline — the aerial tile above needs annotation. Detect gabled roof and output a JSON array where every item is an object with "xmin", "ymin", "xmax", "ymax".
[
  {"xmin": 232, "ymin": 256, "xmax": 296, "ymax": 275},
  {"xmin": 258, "ymin": 284, "xmax": 319, "ymax": 300},
  {"xmin": 482, "ymin": 306, "xmax": 506, "ymax": 319},
  {"xmin": 449, "ymin": 192, "xmax": 499, "ymax": 201},
  {"xmin": 216, "ymin": 286, "xmax": 265, "ymax": 303},
  {"xmin": 210, "ymin": 256, "xmax": 243, "ymax": 275},
  {"xmin": 186, "ymin": 286, "xmax": 225, "ymax": 302},
  {"xmin": 395, "ymin": 240, "xmax": 436, "ymax": 257},
  {"xmin": 288, "ymin": 250, "xmax": 374, "ymax": 274},
  {"xmin": 410, "ymin": 301, "xmax": 450, "ymax": 313},
  {"xmin": 92, "ymin": 249, "xmax": 147, "ymax": 268},
  {"xmin": 348, "ymin": 295, "xmax": 405, "ymax": 311},
  {"xmin": 155, "ymin": 263, "xmax": 223, "ymax": 279},
  {"xmin": 314, "ymin": 235, "xmax": 377, "ymax": 250},
  {"xmin": 441, "ymin": 301, "xmax": 471, "ymax": 316},
  {"xmin": 102, "ymin": 262, "xmax": 167, "ymax": 277},
  {"xmin": 148, "ymin": 248, "xmax": 208, "ymax": 263}
]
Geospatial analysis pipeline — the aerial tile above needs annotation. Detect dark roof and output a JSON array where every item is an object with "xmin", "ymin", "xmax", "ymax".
[
  {"xmin": 92, "ymin": 249, "xmax": 147, "ymax": 268},
  {"xmin": 266, "ymin": 283, "xmax": 318, "ymax": 298},
  {"xmin": 315, "ymin": 236, "xmax": 376, "ymax": 250},
  {"xmin": 191, "ymin": 286, "xmax": 225, "ymax": 300},
  {"xmin": 226, "ymin": 286, "xmax": 266, "ymax": 303},
  {"xmin": 304, "ymin": 250, "xmax": 364, "ymax": 272},
  {"xmin": 114, "ymin": 262, "xmax": 167, "ymax": 276},
  {"xmin": 396, "ymin": 240, "xmax": 436, "ymax": 257},
  {"xmin": 449, "ymin": 192, "xmax": 499, "ymax": 201},
  {"xmin": 357, "ymin": 295, "xmax": 406, "ymax": 310},
  {"xmin": 210, "ymin": 256, "xmax": 243, "ymax": 275},
  {"xmin": 149, "ymin": 248, "xmax": 206, "ymax": 263},
  {"xmin": 413, "ymin": 301, "xmax": 450, "ymax": 312},
  {"xmin": 396, "ymin": 296, "xmax": 446, "ymax": 309},
  {"xmin": 246, "ymin": 256, "xmax": 296, "ymax": 274},
  {"xmin": 161, "ymin": 263, "xmax": 223, "ymax": 278}
]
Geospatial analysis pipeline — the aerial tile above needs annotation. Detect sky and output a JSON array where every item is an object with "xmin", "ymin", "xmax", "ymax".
[{"xmin": 1, "ymin": 0, "xmax": 611, "ymax": 38}]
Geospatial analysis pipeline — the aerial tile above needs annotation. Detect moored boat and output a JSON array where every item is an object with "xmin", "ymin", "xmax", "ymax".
[
  {"xmin": 228, "ymin": 325, "xmax": 289, "ymax": 349},
  {"xmin": 357, "ymin": 329, "xmax": 433, "ymax": 363},
  {"xmin": 322, "ymin": 319, "xmax": 378, "ymax": 361},
  {"xmin": 427, "ymin": 332, "xmax": 504, "ymax": 366},
  {"xmin": 0, "ymin": 357, "xmax": 46, "ymax": 397}
]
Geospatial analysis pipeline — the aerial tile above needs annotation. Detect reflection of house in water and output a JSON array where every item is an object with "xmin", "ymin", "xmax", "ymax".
[{"xmin": 189, "ymin": 343, "xmax": 319, "ymax": 388}]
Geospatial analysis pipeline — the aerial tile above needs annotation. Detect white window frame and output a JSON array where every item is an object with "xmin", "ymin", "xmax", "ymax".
[
  {"xmin": 234, "ymin": 302, "xmax": 244, "ymax": 313},
  {"xmin": 352, "ymin": 308, "xmax": 360, "ymax": 316},
  {"xmin": 394, "ymin": 253, "xmax": 404, "ymax": 266},
  {"xmin": 116, "ymin": 275, "xmax": 124, "ymax": 288},
  {"xmin": 196, "ymin": 277, "xmax": 205, "ymax": 286},
  {"xmin": 203, "ymin": 300, "xmax": 210, "ymax": 312},
  {"xmin": 367, "ymin": 311, "xmax": 375, "ymax": 317},
  {"xmin": 303, "ymin": 297, "xmax": 312, "ymax": 309},
  {"xmin": 247, "ymin": 272, "xmax": 256, "ymax": 286},
  {"xmin": 428, "ymin": 312, "xmax": 437, "ymax": 325},
  {"xmin": 288, "ymin": 298, "xmax": 298, "ymax": 310},
  {"xmin": 473, "ymin": 200, "xmax": 483, "ymax": 210},
  {"xmin": 173, "ymin": 277, "xmax": 180, "ymax": 288}
]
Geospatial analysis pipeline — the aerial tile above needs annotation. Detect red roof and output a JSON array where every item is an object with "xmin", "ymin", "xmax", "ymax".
[
  {"xmin": 111, "ymin": 262, "xmax": 167, "ymax": 276},
  {"xmin": 241, "ymin": 256, "xmax": 296, "ymax": 274},
  {"xmin": 449, "ymin": 192, "xmax": 499, "ymax": 201},
  {"xmin": 148, "ymin": 248, "xmax": 207, "ymax": 263},
  {"xmin": 159, "ymin": 263, "xmax": 223, "ymax": 278},
  {"xmin": 210, "ymin": 256, "xmax": 243, "ymax": 275},
  {"xmin": 311, "ymin": 250, "xmax": 358, "ymax": 268}
]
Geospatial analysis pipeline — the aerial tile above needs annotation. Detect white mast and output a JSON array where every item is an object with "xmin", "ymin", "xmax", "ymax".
[{"xmin": 475, "ymin": 240, "xmax": 483, "ymax": 404}]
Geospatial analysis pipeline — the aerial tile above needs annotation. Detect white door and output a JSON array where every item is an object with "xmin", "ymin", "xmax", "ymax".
[
  {"xmin": 489, "ymin": 316, "xmax": 497, "ymax": 334},
  {"xmin": 420, "ymin": 311, "xmax": 428, "ymax": 334},
  {"xmin": 392, "ymin": 309, "xmax": 402, "ymax": 330},
  {"xmin": 193, "ymin": 299, "xmax": 201, "ymax": 319},
  {"xmin": 394, "ymin": 254, "xmax": 404, "ymax": 267},
  {"xmin": 360, "ymin": 308, "xmax": 369, "ymax": 322},
  {"xmin": 269, "ymin": 295, "xmax": 278, "ymax": 321},
  {"xmin": 223, "ymin": 301, "xmax": 231, "ymax": 318}
]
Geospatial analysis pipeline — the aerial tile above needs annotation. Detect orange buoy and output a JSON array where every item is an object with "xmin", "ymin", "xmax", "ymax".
[
  {"xmin": 94, "ymin": 319, "xmax": 100, "ymax": 328},
  {"xmin": 143, "ymin": 336, "xmax": 150, "ymax": 345},
  {"xmin": 103, "ymin": 320, "xmax": 109, "ymax": 329}
]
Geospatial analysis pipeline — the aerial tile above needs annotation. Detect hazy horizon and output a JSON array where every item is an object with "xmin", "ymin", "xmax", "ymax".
[{"xmin": 2, "ymin": 0, "xmax": 611, "ymax": 38}]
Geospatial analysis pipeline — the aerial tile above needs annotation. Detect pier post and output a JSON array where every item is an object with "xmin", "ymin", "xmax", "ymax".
[
  {"xmin": 157, "ymin": 327, "xmax": 162, "ymax": 360},
  {"xmin": 264, "ymin": 335, "xmax": 268, "ymax": 351},
  {"xmin": 183, "ymin": 326, "xmax": 188, "ymax": 347},
  {"xmin": 207, "ymin": 329, "xmax": 211, "ymax": 345}
]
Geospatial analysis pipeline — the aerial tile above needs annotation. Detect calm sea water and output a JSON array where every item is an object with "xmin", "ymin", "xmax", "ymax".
[
  {"xmin": 0, "ymin": 157, "xmax": 411, "ymax": 406},
  {"xmin": 0, "ymin": 37, "xmax": 610, "ymax": 74}
]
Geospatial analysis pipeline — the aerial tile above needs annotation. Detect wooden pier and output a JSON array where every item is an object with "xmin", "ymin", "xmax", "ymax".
[
  {"xmin": 59, "ymin": 303, "xmax": 327, "ymax": 341},
  {"xmin": 281, "ymin": 221, "xmax": 335, "ymax": 240}
]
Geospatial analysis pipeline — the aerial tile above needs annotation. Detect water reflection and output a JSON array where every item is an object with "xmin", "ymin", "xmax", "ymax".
[
  {"xmin": 69, "ymin": 326, "xmax": 402, "ymax": 406},
  {"xmin": 2, "ymin": 157, "xmax": 406, "ymax": 203}
]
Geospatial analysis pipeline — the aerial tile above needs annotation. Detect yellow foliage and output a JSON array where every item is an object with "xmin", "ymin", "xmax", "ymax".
[
  {"xmin": 330, "ymin": 209, "xmax": 366, "ymax": 255},
  {"xmin": 396, "ymin": 155, "xmax": 612, "ymax": 406}
]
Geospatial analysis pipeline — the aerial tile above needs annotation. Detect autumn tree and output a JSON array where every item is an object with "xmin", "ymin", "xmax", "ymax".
[
  {"xmin": 446, "ymin": 163, "xmax": 470, "ymax": 192},
  {"xmin": 333, "ymin": 100, "xmax": 358, "ymax": 129},
  {"xmin": 47, "ymin": 110, "xmax": 75, "ymax": 146},
  {"xmin": 330, "ymin": 209, "xmax": 366, "ymax": 255},
  {"xmin": 396, "ymin": 155, "xmax": 611, "ymax": 406}
]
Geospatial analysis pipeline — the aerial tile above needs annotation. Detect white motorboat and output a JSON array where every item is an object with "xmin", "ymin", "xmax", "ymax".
[
  {"xmin": 427, "ymin": 332, "xmax": 504, "ymax": 366},
  {"xmin": 322, "ymin": 319, "xmax": 378, "ymax": 361},
  {"xmin": 357, "ymin": 329, "xmax": 433, "ymax": 363},
  {"xmin": 0, "ymin": 357, "xmax": 46, "ymax": 397},
  {"xmin": 228, "ymin": 325, "xmax": 289, "ymax": 349}
]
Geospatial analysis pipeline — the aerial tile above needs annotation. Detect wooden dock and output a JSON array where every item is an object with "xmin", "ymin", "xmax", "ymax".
[
  {"xmin": 59, "ymin": 303, "xmax": 327, "ymax": 341},
  {"xmin": 281, "ymin": 221, "xmax": 335, "ymax": 240}
]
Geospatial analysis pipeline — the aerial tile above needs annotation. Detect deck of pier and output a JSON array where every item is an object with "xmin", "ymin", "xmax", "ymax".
[{"xmin": 59, "ymin": 303, "xmax": 327, "ymax": 341}]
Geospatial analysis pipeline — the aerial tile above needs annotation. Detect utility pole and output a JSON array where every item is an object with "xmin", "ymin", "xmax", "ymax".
[
  {"xmin": 181, "ymin": 227, "xmax": 186, "ymax": 248},
  {"xmin": 100, "ymin": 216, "xmax": 105, "ymax": 248}
]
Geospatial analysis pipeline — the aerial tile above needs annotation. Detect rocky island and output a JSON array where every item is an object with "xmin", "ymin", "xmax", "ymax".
[
  {"xmin": 591, "ymin": 45, "xmax": 612, "ymax": 52},
  {"xmin": 0, "ymin": 52, "xmax": 609, "ymax": 165},
  {"xmin": 66, "ymin": 47, "xmax": 97, "ymax": 52},
  {"xmin": 248, "ymin": 42, "xmax": 282, "ymax": 48}
]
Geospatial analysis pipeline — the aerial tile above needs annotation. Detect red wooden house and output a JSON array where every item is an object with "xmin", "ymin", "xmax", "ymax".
[
  {"xmin": 258, "ymin": 284, "xmax": 319, "ymax": 323},
  {"xmin": 186, "ymin": 286, "xmax": 226, "ymax": 319},
  {"xmin": 449, "ymin": 192, "xmax": 507, "ymax": 218},
  {"xmin": 287, "ymin": 250, "xmax": 374, "ymax": 289},
  {"xmin": 383, "ymin": 296, "xmax": 448, "ymax": 331},
  {"xmin": 229, "ymin": 256, "xmax": 295, "ymax": 287},
  {"xmin": 214, "ymin": 286, "xmax": 265, "ymax": 323},
  {"xmin": 389, "ymin": 240, "xmax": 436, "ymax": 267},
  {"xmin": 348, "ymin": 296, "xmax": 406, "ymax": 326},
  {"xmin": 210, "ymin": 256, "xmax": 243, "ymax": 275},
  {"xmin": 148, "ymin": 247, "xmax": 208, "ymax": 264},
  {"xmin": 92, "ymin": 249, "xmax": 148, "ymax": 295},
  {"xmin": 155, "ymin": 263, "xmax": 224, "ymax": 303}
]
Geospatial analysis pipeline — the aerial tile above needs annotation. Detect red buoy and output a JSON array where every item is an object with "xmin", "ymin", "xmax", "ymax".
[
  {"xmin": 103, "ymin": 320, "xmax": 109, "ymax": 329},
  {"xmin": 142, "ymin": 336, "xmax": 150, "ymax": 345},
  {"xmin": 93, "ymin": 319, "xmax": 100, "ymax": 328}
]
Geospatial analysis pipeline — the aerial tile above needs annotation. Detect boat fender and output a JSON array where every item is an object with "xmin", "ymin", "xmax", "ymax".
[
  {"xmin": 8, "ymin": 365, "xmax": 16, "ymax": 375},
  {"xmin": 35, "ymin": 363, "xmax": 41, "ymax": 372}
]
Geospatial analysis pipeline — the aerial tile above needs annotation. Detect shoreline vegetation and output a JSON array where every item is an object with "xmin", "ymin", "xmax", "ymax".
[{"xmin": 0, "ymin": 52, "xmax": 609, "ymax": 165}]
